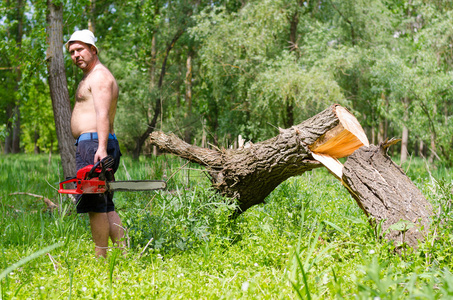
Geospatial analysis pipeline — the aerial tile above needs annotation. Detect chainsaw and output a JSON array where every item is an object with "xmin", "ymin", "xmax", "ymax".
[{"xmin": 58, "ymin": 156, "xmax": 166, "ymax": 194}]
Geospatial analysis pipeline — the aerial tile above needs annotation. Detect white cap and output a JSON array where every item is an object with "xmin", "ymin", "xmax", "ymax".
[{"xmin": 65, "ymin": 29, "xmax": 99, "ymax": 53}]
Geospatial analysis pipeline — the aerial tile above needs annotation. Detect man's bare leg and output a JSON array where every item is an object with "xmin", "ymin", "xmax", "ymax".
[
  {"xmin": 107, "ymin": 211, "xmax": 125, "ymax": 249},
  {"xmin": 88, "ymin": 212, "xmax": 109, "ymax": 258}
]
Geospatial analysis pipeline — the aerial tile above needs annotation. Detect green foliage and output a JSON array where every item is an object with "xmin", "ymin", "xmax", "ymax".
[
  {"xmin": 248, "ymin": 52, "xmax": 347, "ymax": 133},
  {"xmin": 3, "ymin": 0, "xmax": 453, "ymax": 165}
]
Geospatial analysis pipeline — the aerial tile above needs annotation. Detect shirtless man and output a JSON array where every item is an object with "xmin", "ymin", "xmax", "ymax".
[{"xmin": 66, "ymin": 29, "xmax": 125, "ymax": 258}]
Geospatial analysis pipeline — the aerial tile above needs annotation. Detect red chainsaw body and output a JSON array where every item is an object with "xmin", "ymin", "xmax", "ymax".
[{"xmin": 58, "ymin": 165, "xmax": 108, "ymax": 194}]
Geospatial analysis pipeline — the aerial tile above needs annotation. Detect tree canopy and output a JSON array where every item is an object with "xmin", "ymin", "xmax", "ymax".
[{"xmin": 1, "ymin": 0, "xmax": 453, "ymax": 165}]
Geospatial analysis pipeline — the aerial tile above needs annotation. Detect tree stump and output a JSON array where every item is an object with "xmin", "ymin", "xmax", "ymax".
[
  {"xmin": 150, "ymin": 105, "xmax": 433, "ymax": 247},
  {"xmin": 341, "ymin": 142, "xmax": 432, "ymax": 249}
]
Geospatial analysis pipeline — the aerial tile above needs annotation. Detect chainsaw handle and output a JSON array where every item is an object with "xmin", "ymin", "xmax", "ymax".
[
  {"xmin": 58, "ymin": 177, "xmax": 80, "ymax": 194},
  {"xmin": 87, "ymin": 155, "xmax": 114, "ymax": 180},
  {"xmin": 87, "ymin": 160, "xmax": 102, "ymax": 179}
]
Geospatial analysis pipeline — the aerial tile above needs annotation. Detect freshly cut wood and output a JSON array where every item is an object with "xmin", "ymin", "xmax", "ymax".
[
  {"xmin": 341, "ymin": 141, "xmax": 432, "ymax": 249},
  {"xmin": 309, "ymin": 106, "xmax": 369, "ymax": 179},
  {"xmin": 309, "ymin": 106, "xmax": 369, "ymax": 158},
  {"xmin": 150, "ymin": 104, "xmax": 368, "ymax": 214}
]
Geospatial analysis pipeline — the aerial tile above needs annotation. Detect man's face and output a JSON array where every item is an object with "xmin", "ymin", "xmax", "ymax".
[{"xmin": 68, "ymin": 41, "xmax": 96, "ymax": 71}]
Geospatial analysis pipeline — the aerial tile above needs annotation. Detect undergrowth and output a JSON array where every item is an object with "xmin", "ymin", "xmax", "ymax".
[{"xmin": 1, "ymin": 153, "xmax": 453, "ymax": 299}]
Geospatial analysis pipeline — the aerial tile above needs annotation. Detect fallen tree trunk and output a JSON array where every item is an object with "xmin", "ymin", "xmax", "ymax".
[
  {"xmin": 151, "ymin": 104, "xmax": 367, "ymax": 213},
  {"xmin": 150, "ymin": 105, "xmax": 432, "ymax": 247}
]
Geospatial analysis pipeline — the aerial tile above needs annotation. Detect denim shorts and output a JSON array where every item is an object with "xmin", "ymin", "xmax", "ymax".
[{"xmin": 75, "ymin": 137, "xmax": 122, "ymax": 213}]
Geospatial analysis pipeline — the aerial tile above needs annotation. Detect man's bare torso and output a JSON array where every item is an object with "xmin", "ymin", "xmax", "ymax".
[{"xmin": 71, "ymin": 64, "xmax": 119, "ymax": 139}]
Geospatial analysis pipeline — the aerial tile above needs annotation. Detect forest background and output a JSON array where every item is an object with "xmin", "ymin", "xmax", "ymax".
[{"xmin": 2, "ymin": 0, "xmax": 453, "ymax": 166}]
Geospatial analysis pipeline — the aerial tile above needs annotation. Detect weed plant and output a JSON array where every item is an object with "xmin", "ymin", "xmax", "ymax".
[{"xmin": 1, "ymin": 154, "xmax": 453, "ymax": 299}]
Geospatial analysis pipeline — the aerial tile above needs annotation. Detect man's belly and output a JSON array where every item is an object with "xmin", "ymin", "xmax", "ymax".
[{"xmin": 71, "ymin": 109, "xmax": 97, "ymax": 139}]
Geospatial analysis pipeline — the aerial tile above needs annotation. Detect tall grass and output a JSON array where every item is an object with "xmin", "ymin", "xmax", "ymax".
[{"xmin": 1, "ymin": 153, "xmax": 453, "ymax": 298}]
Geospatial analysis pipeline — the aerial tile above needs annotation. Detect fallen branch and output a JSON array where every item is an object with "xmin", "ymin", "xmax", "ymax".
[{"xmin": 10, "ymin": 192, "xmax": 59, "ymax": 212}]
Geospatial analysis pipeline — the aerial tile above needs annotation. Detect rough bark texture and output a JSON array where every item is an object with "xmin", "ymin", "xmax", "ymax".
[
  {"xmin": 12, "ymin": 0, "xmax": 24, "ymax": 153},
  {"xmin": 151, "ymin": 105, "xmax": 342, "ymax": 213},
  {"xmin": 46, "ymin": 0, "xmax": 76, "ymax": 179},
  {"xmin": 342, "ymin": 143, "xmax": 432, "ymax": 249}
]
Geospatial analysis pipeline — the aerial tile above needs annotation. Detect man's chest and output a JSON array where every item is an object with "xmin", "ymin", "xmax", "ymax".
[{"xmin": 75, "ymin": 79, "xmax": 91, "ymax": 102}]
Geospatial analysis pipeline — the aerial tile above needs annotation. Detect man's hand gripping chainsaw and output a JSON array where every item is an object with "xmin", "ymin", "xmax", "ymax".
[{"xmin": 58, "ymin": 156, "xmax": 166, "ymax": 194}]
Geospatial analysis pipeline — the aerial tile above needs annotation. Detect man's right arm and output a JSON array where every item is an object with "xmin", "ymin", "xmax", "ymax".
[{"xmin": 90, "ymin": 70, "xmax": 115, "ymax": 163}]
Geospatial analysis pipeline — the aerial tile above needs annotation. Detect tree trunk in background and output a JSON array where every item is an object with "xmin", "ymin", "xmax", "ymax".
[
  {"xmin": 378, "ymin": 120, "xmax": 385, "ymax": 143},
  {"xmin": 429, "ymin": 105, "xmax": 437, "ymax": 163},
  {"xmin": 283, "ymin": 5, "xmax": 300, "ymax": 129},
  {"xmin": 400, "ymin": 97, "xmax": 409, "ymax": 163},
  {"xmin": 184, "ymin": 50, "xmax": 193, "ymax": 143},
  {"xmin": 46, "ymin": 0, "xmax": 76, "ymax": 179},
  {"xmin": 9, "ymin": 0, "xmax": 24, "ymax": 153},
  {"xmin": 12, "ymin": 106, "xmax": 20, "ymax": 153},
  {"xmin": 401, "ymin": 125, "xmax": 408, "ymax": 163},
  {"xmin": 370, "ymin": 126, "xmax": 376, "ymax": 145},
  {"xmin": 429, "ymin": 131, "xmax": 436, "ymax": 163},
  {"xmin": 87, "ymin": 0, "xmax": 96, "ymax": 34},
  {"xmin": 34, "ymin": 129, "xmax": 40, "ymax": 154},
  {"xmin": 284, "ymin": 102, "xmax": 294, "ymax": 128},
  {"xmin": 419, "ymin": 140, "xmax": 424, "ymax": 158},
  {"xmin": 4, "ymin": 104, "xmax": 12, "ymax": 154},
  {"xmin": 147, "ymin": 32, "xmax": 158, "ymax": 130}
]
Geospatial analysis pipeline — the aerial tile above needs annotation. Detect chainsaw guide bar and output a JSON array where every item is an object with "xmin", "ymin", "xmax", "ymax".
[{"xmin": 108, "ymin": 180, "xmax": 167, "ymax": 191}]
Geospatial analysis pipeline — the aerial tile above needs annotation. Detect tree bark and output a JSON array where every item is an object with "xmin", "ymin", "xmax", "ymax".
[
  {"xmin": 401, "ymin": 97, "xmax": 409, "ymax": 163},
  {"xmin": 34, "ymin": 129, "xmax": 40, "ymax": 154},
  {"xmin": 401, "ymin": 125, "xmax": 409, "ymax": 163},
  {"xmin": 46, "ymin": 0, "xmax": 76, "ymax": 179},
  {"xmin": 12, "ymin": 0, "xmax": 24, "ymax": 154},
  {"xmin": 342, "ymin": 141, "xmax": 432, "ymax": 249},
  {"xmin": 184, "ymin": 50, "xmax": 193, "ymax": 143},
  {"xmin": 12, "ymin": 105, "xmax": 20, "ymax": 153}
]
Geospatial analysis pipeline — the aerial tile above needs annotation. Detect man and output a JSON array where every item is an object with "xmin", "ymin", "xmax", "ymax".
[{"xmin": 66, "ymin": 29, "xmax": 125, "ymax": 258}]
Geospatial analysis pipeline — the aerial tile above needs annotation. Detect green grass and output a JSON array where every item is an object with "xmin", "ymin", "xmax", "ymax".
[{"xmin": 1, "ymin": 153, "xmax": 453, "ymax": 299}]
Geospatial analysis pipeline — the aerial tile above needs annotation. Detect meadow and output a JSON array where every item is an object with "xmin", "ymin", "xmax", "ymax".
[{"xmin": 1, "ymin": 153, "xmax": 453, "ymax": 299}]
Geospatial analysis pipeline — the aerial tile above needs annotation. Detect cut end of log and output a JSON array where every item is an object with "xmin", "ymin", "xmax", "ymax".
[
  {"xmin": 309, "ymin": 106, "xmax": 369, "ymax": 178},
  {"xmin": 309, "ymin": 106, "xmax": 369, "ymax": 158}
]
